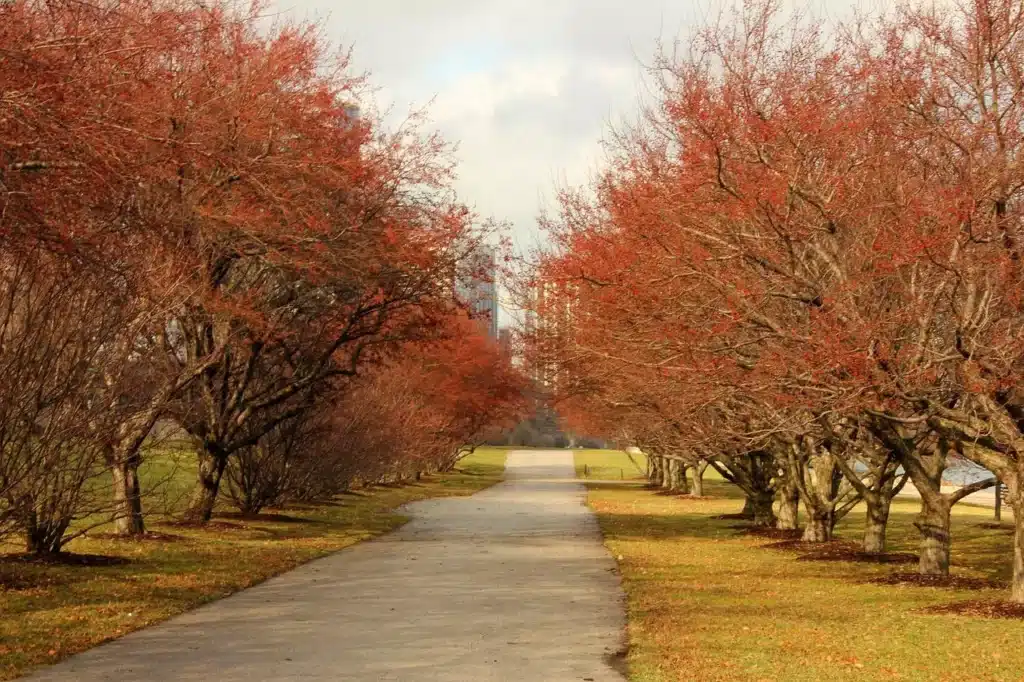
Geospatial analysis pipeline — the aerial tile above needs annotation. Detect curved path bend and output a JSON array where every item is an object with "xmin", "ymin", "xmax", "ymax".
[{"xmin": 29, "ymin": 450, "xmax": 627, "ymax": 682}]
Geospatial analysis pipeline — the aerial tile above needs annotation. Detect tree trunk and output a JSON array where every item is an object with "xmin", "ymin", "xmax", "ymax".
[
  {"xmin": 751, "ymin": 493, "xmax": 775, "ymax": 527},
  {"xmin": 661, "ymin": 458, "xmax": 674, "ymax": 491},
  {"xmin": 801, "ymin": 514, "xmax": 832, "ymax": 543},
  {"xmin": 24, "ymin": 511, "xmax": 69, "ymax": 555},
  {"xmin": 740, "ymin": 495, "xmax": 755, "ymax": 519},
  {"xmin": 649, "ymin": 456, "xmax": 664, "ymax": 488},
  {"xmin": 691, "ymin": 460, "xmax": 707, "ymax": 497},
  {"xmin": 1012, "ymin": 501, "xmax": 1024, "ymax": 603},
  {"xmin": 776, "ymin": 481, "xmax": 800, "ymax": 531},
  {"xmin": 111, "ymin": 454, "xmax": 145, "ymax": 536},
  {"xmin": 669, "ymin": 460, "xmax": 689, "ymax": 494},
  {"xmin": 916, "ymin": 496, "xmax": 952, "ymax": 576},
  {"xmin": 1010, "ymin": 479, "xmax": 1024, "ymax": 603},
  {"xmin": 183, "ymin": 447, "xmax": 229, "ymax": 523},
  {"xmin": 863, "ymin": 492, "xmax": 891, "ymax": 554},
  {"xmin": 795, "ymin": 449, "xmax": 841, "ymax": 543}
]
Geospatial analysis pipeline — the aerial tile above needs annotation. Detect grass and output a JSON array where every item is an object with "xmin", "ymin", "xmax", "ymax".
[
  {"xmin": 0, "ymin": 447, "xmax": 506, "ymax": 681},
  {"xmin": 575, "ymin": 450, "xmax": 1024, "ymax": 682},
  {"xmin": 575, "ymin": 449, "xmax": 729, "ymax": 485},
  {"xmin": 575, "ymin": 448, "xmax": 648, "ymax": 480}
]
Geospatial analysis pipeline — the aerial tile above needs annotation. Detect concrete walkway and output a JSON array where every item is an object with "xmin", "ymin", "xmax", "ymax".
[{"xmin": 28, "ymin": 451, "xmax": 627, "ymax": 682}]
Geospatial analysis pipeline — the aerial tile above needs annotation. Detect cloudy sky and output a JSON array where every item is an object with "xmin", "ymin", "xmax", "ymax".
[
  {"xmin": 272, "ymin": 1, "xmax": 861, "ymax": 321},
  {"xmin": 273, "ymin": 2, "xmax": 858, "ymax": 245}
]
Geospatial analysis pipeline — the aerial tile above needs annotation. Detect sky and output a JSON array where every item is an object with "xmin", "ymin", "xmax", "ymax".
[{"xmin": 271, "ymin": 0, "xmax": 861, "ymax": 321}]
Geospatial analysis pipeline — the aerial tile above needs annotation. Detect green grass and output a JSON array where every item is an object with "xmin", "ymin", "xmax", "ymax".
[
  {"xmin": 574, "ymin": 449, "xmax": 728, "ymax": 484},
  {"xmin": 575, "ymin": 451, "xmax": 1024, "ymax": 682},
  {"xmin": 0, "ymin": 447, "xmax": 506, "ymax": 681},
  {"xmin": 575, "ymin": 448, "xmax": 648, "ymax": 480}
]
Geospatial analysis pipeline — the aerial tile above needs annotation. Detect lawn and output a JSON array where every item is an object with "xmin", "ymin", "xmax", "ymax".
[
  {"xmin": 575, "ymin": 448, "xmax": 649, "ymax": 481},
  {"xmin": 575, "ymin": 450, "xmax": 1024, "ymax": 682},
  {"xmin": 575, "ymin": 449, "xmax": 728, "ymax": 485},
  {"xmin": 0, "ymin": 447, "xmax": 506, "ymax": 681}
]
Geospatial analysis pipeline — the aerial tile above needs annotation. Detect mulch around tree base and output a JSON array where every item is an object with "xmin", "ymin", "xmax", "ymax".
[
  {"xmin": 759, "ymin": 538, "xmax": 919, "ymax": 563},
  {"xmin": 797, "ymin": 547, "xmax": 918, "ymax": 564},
  {"xmin": 654, "ymin": 491, "xmax": 712, "ymax": 499},
  {"xmin": 922, "ymin": 600, "xmax": 1024, "ymax": 619},
  {"xmin": 732, "ymin": 525, "xmax": 803, "ymax": 541},
  {"xmin": 762, "ymin": 538, "xmax": 858, "ymax": 553},
  {"xmin": 867, "ymin": 572, "xmax": 1004, "ymax": 591},
  {"xmin": 712, "ymin": 513, "xmax": 754, "ymax": 521}
]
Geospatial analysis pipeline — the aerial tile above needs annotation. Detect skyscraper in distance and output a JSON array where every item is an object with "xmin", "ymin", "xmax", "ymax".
[{"xmin": 455, "ymin": 244, "xmax": 499, "ymax": 339}]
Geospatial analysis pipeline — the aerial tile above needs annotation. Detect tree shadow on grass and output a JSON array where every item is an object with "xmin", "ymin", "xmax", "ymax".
[
  {"xmin": 87, "ymin": 531, "xmax": 184, "ymax": 543},
  {"xmin": 162, "ymin": 520, "xmax": 248, "ymax": 532},
  {"xmin": 369, "ymin": 481, "xmax": 427, "ymax": 490},
  {"xmin": 598, "ymin": 511, "xmax": 745, "ymax": 543},
  {"xmin": 796, "ymin": 547, "xmax": 918, "ymax": 565},
  {"xmin": 285, "ymin": 496, "xmax": 358, "ymax": 511},
  {"xmin": 876, "ymin": 508, "xmax": 1015, "ymax": 585},
  {"xmin": 733, "ymin": 525, "xmax": 803, "ymax": 540},
  {"xmin": 584, "ymin": 481, "xmax": 649, "ymax": 493},
  {"xmin": 595, "ymin": 485, "xmax": 1017, "ymax": 587},
  {"xmin": 0, "ymin": 551, "xmax": 135, "ymax": 592},
  {"xmin": 0, "ymin": 566, "xmax": 76, "ymax": 591},
  {"xmin": 863, "ymin": 572, "xmax": 1005, "ymax": 590},
  {"xmin": 0, "ymin": 552, "xmax": 134, "ymax": 567},
  {"xmin": 977, "ymin": 522, "xmax": 1015, "ymax": 532},
  {"xmin": 216, "ymin": 512, "xmax": 324, "ymax": 525}
]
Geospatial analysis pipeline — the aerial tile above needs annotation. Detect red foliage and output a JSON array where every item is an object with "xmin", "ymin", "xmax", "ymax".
[{"xmin": 523, "ymin": 0, "xmax": 1024, "ymax": 598}]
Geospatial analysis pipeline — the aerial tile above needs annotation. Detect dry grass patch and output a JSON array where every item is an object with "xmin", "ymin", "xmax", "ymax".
[{"xmin": 576, "ymin": 451, "xmax": 1024, "ymax": 682}]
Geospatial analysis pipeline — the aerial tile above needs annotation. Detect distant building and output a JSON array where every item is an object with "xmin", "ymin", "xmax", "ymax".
[
  {"xmin": 498, "ymin": 327, "xmax": 513, "ymax": 361},
  {"xmin": 342, "ymin": 103, "xmax": 361, "ymax": 123},
  {"xmin": 523, "ymin": 277, "xmax": 574, "ymax": 392},
  {"xmin": 456, "ymin": 245, "xmax": 499, "ymax": 339}
]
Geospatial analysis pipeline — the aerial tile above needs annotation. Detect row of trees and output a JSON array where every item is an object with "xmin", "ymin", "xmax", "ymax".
[
  {"xmin": 222, "ymin": 317, "xmax": 526, "ymax": 515},
  {"xmin": 0, "ymin": 0, "xmax": 524, "ymax": 554},
  {"xmin": 525, "ymin": 0, "xmax": 1024, "ymax": 603}
]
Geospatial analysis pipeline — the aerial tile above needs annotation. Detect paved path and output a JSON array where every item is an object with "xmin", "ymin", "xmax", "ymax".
[{"xmin": 29, "ymin": 451, "xmax": 627, "ymax": 682}]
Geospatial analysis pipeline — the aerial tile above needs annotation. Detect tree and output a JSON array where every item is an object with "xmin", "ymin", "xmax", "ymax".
[
  {"xmin": 1, "ymin": 0, "xmax": 496, "ymax": 537},
  {"xmin": 526, "ymin": 0, "xmax": 1024, "ymax": 604},
  {"xmin": 0, "ymin": 251, "xmax": 126, "ymax": 554}
]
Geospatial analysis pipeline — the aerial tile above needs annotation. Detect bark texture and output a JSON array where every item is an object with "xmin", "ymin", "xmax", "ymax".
[
  {"xmin": 863, "ymin": 495, "xmax": 891, "ymax": 554},
  {"xmin": 183, "ymin": 447, "xmax": 229, "ymax": 523},
  {"xmin": 691, "ymin": 460, "xmax": 707, "ymax": 497},
  {"xmin": 776, "ymin": 478, "xmax": 800, "ymax": 531},
  {"xmin": 915, "ymin": 496, "xmax": 952, "ymax": 576},
  {"xmin": 111, "ymin": 453, "xmax": 145, "ymax": 536},
  {"xmin": 1013, "ymin": 497, "xmax": 1024, "ymax": 603}
]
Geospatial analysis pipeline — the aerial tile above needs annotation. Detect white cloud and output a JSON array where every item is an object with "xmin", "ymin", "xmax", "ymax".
[{"xmin": 272, "ymin": 0, "xmax": 864, "ymax": 321}]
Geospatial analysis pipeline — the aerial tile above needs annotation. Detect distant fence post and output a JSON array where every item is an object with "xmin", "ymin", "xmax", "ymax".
[{"xmin": 996, "ymin": 482, "xmax": 1007, "ymax": 522}]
